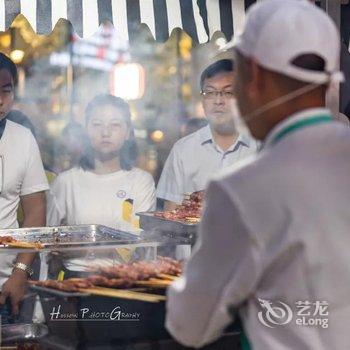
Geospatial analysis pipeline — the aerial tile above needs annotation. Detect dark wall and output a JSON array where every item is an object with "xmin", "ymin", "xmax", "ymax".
[{"xmin": 341, "ymin": 4, "xmax": 350, "ymax": 117}]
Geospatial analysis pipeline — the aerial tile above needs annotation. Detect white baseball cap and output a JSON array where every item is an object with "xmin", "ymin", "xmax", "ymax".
[{"xmin": 223, "ymin": 0, "xmax": 344, "ymax": 84}]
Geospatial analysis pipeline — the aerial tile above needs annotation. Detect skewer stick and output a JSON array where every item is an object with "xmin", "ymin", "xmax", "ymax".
[
  {"xmin": 135, "ymin": 279, "xmax": 172, "ymax": 288},
  {"xmin": 5, "ymin": 241, "xmax": 43, "ymax": 249},
  {"xmin": 79, "ymin": 287, "xmax": 166, "ymax": 302},
  {"xmin": 157, "ymin": 273, "xmax": 177, "ymax": 281}
]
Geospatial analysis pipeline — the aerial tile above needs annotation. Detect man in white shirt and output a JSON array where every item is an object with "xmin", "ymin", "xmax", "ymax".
[
  {"xmin": 0, "ymin": 53, "xmax": 48, "ymax": 318},
  {"xmin": 166, "ymin": 1, "xmax": 350, "ymax": 349},
  {"xmin": 157, "ymin": 59, "xmax": 257, "ymax": 210}
]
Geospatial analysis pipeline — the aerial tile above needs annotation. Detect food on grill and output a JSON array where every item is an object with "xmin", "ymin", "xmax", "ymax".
[
  {"xmin": 0, "ymin": 235, "xmax": 44, "ymax": 249},
  {"xmin": 0, "ymin": 236, "xmax": 16, "ymax": 244},
  {"xmin": 32, "ymin": 278, "xmax": 94, "ymax": 292},
  {"xmin": 157, "ymin": 256, "xmax": 183, "ymax": 276},
  {"xmin": 31, "ymin": 257, "xmax": 182, "ymax": 292},
  {"xmin": 154, "ymin": 190, "xmax": 204, "ymax": 223},
  {"xmin": 87, "ymin": 275, "xmax": 134, "ymax": 288},
  {"xmin": 96, "ymin": 257, "xmax": 182, "ymax": 280}
]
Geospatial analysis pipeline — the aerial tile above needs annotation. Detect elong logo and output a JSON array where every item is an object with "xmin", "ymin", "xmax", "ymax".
[
  {"xmin": 257, "ymin": 298, "xmax": 329, "ymax": 329},
  {"xmin": 258, "ymin": 298, "xmax": 293, "ymax": 328}
]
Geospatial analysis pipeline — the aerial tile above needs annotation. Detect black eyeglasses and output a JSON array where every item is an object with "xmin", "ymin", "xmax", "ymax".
[{"xmin": 201, "ymin": 90, "xmax": 234, "ymax": 100}]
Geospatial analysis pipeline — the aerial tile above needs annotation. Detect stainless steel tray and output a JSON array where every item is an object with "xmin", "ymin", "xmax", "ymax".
[
  {"xmin": 138, "ymin": 230, "xmax": 194, "ymax": 245},
  {"xmin": 137, "ymin": 212, "xmax": 198, "ymax": 236},
  {"xmin": 2, "ymin": 323, "xmax": 48, "ymax": 342},
  {"xmin": 30, "ymin": 284, "xmax": 89, "ymax": 298},
  {"xmin": 0, "ymin": 224, "xmax": 140, "ymax": 250}
]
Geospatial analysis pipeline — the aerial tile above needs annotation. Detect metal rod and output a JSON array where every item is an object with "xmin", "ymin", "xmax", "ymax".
[{"xmin": 323, "ymin": 0, "xmax": 341, "ymax": 114}]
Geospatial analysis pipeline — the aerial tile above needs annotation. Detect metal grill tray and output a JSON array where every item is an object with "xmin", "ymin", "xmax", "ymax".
[
  {"xmin": 2, "ymin": 323, "xmax": 48, "ymax": 343},
  {"xmin": 0, "ymin": 224, "xmax": 140, "ymax": 250},
  {"xmin": 137, "ymin": 212, "xmax": 198, "ymax": 236},
  {"xmin": 30, "ymin": 284, "xmax": 89, "ymax": 297}
]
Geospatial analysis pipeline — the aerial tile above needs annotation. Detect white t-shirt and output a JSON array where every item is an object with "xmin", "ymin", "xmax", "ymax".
[
  {"xmin": 0, "ymin": 120, "xmax": 49, "ymax": 286},
  {"xmin": 47, "ymin": 166, "xmax": 156, "ymax": 231}
]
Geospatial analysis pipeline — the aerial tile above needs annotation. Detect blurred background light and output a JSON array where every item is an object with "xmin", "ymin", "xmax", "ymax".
[
  {"xmin": 110, "ymin": 63, "xmax": 145, "ymax": 100},
  {"xmin": 150, "ymin": 130, "xmax": 164, "ymax": 143},
  {"xmin": 10, "ymin": 49, "xmax": 25, "ymax": 63}
]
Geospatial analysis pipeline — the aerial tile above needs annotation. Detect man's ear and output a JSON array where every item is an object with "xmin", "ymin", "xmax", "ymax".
[{"xmin": 246, "ymin": 58, "xmax": 263, "ymax": 100}]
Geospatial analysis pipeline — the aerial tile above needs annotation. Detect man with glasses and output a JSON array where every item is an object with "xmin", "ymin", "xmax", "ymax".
[
  {"xmin": 0, "ymin": 53, "xmax": 48, "ymax": 321},
  {"xmin": 157, "ymin": 59, "xmax": 258, "ymax": 210}
]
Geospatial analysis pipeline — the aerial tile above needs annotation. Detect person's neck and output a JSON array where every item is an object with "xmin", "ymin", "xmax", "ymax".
[
  {"xmin": 93, "ymin": 157, "xmax": 121, "ymax": 175},
  {"xmin": 261, "ymin": 98, "xmax": 326, "ymax": 140},
  {"xmin": 210, "ymin": 128, "xmax": 239, "ymax": 152}
]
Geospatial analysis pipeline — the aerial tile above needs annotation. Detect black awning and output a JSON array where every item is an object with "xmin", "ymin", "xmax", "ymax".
[{"xmin": 1, "ymin": 0, "xmax": 255, "ymax": 43}]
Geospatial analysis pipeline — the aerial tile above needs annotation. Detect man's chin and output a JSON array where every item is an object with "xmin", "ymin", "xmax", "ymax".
[{"xmin": 211, "ymin": 123, "xmax": 237, "ymax": 136}]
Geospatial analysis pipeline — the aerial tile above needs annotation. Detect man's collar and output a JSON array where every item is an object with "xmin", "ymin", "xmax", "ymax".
[
  {"xmin": 238, "ymin": 133, "xmax": 251, "ymax": 148},
  {"xmin": 199, "ymin": 125, "xmax": 250, "ymax": 149},
  {"xmin": 199, "ymin": 125, "xmax": 213, "ymax": 145},
  {"xmin": 264, "ymin": 107, "xmax": 331, "ymax": 148}
]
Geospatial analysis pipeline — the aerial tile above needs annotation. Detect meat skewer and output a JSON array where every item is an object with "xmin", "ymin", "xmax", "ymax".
[
  {"xmin": 154, "ymin": 190, "xmax": 204, "ymax": 223},
  {"xmin": 31, "ymin": 257, "xmax": 182, "ymax": 294},
  {"xmin": 0, "ymin": 235, "xmax": 44, "ymax": 249}
]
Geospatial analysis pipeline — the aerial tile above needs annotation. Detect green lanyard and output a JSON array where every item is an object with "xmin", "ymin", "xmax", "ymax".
[{"xmin": 270, "ymin": 115, "xmax": 333, "ymax": 146}]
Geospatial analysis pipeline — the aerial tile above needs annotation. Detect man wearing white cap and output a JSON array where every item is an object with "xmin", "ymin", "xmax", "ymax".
[{"xmin": 166, "ymin": 1, "xmax": 350, "ymax": 349}]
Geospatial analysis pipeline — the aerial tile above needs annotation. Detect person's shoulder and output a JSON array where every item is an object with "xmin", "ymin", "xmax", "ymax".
[
  {"xmin": 6, "ymin": 119, "xmax": 32, "ymax": 137},
  {"xmin": 216, "ymin": 152, "xmax": 260, "ymax": 183},
  {"xmin": 129, "ymin": 167, "xmax": 155, "ymax": 183},
  {"xmin": 55, "ymin": 167, "xmax": 82, "ymax": 183},
  {"xmin": 212, "ymin": 148, "xmax": 279, "ymax": 197},
  {"xmin": 172, "ymin": 126, "xmax": 207, "ymax": 150}
]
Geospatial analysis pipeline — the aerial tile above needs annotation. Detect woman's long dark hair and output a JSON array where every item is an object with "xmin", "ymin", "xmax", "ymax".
[{"xmin": 80, "ymin": 94, "xmax": 138, "ymax": 171}]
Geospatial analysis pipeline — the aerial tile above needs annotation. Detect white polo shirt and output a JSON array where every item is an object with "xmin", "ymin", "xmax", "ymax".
[
  {"xmin": 166, "ymin": 108, "xmax": 350, "ymax": 349},
  {"xmin": 0, "ymin": 120, "xmax": 49, "ymax": 287},
  {"xmin": 157, "ymin": 125, "xmax": 258, "ymax": 203}
]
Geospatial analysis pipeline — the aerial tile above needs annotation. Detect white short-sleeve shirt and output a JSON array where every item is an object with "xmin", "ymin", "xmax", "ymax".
[
  {"xmin": 0, "ymin": 120, "xmax": 49, "ymax": 286},
  {"xmin": 157, "ymin": 126, "xmax": 258, "ymax": 203},
  {"xmin": 47, "ymin": 166, "xmax": 156, "ymax": 231},
  {"xmin": 0, "ymin": 120, "xmax": 49, "ymax": 228}
]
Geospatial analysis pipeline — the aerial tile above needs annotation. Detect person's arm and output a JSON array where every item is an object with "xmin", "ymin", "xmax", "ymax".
[
  {"xmin": 0, "ymin": 191, "xmax": 46, "ymax": 315},
  {"xmin": 46, "ymin": 177, "xmax": 67, "ymax": 226},
  {"xmin": 163, "ymin": 200, "xmax": 179, "ymax": 211},
  {"xmin": 156, "ymin": 145, "xmax": 185, "ymax": 205},
  {"xmin": 21, "ymin": 191, "xmax": 46, "ymax": 227},
  {"xmin": 0, "ymin": 130, "xmax": 48, "ymax": 315},
  {"xmin": 133, "ymin": 172, "xmax": 156, "ymax": 213},
  {"xmin": 166, "ymin": 179, "xmax": 263, "ymax": 348}
]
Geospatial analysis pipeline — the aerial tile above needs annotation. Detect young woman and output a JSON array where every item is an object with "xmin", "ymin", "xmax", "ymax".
[{"xmin": 47, "ymin": 94, "xmax": 156, "ymax": 271}]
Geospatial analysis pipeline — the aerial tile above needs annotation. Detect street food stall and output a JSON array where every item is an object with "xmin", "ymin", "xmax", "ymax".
[
  {"xmin": 0, "ymin": 184, "xmax": 245, "ymax": 348},
  {"xmin": 0, "ymin": 220, "xmax": 242, "ymax": 349}
]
